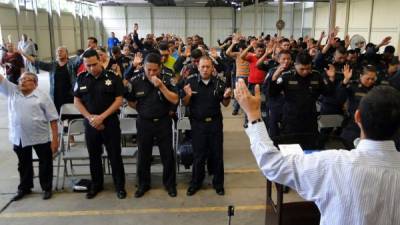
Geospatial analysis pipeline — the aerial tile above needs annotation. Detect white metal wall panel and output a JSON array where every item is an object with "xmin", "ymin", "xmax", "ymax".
[
  {"xmin": 263, "ymin": 5, "xmax": 278, "ymax": 36},
  {"xmin": 240, "ymin": 6, "xmax": 254, "ymax": 37},
  {"xmin": 18, "ymin": 10, "xmax": 35, "ymax": 42},
  {"xmin": 37, "ymin": 11, "xmax": 51, "ymax": 59},
  {"xmin": 314, "ymin": 3, "xmax": 329, "ymax": 39},
  {"xmin": 211, "ymin": 7, "xmax": 232, "ymax": 47},
  {"xmin": 82, "ymin": 17, "xmax": 89, "ymax": 44},
  {"xmin": 293, "ymin": 8, "xmax": 303, "ymax": 38},
  {"xmin": 52, "ymin": 13, "xmax": 61, "ymax": 48},
  {"xmin": 60, "ymin": 13, "xmax": 76, "ymax": 53},
  {"xmin": 102, "ymin": 6, "xmax": 126, "ymax": 41},
  {"xmin": 127, "ymin": 6, "xmax": 151, "ymax": 40},
  {"xmin": 74, "ymin": 16, "xmax": 82, "ymax": 50},
  {"xmin": 348, "ymin": 0, "xmax": 371, "ymax": 39},
  {"xmin": 0, "ymin": 7, "xmax": 18, "ymax": 43},
  {"xmin": 153, "ymin": 7, "xmax": 185, "ymax": 38},
  {"xmin": 187, "ymin": 7, "xmax": 211, "ymax": 46},
  {"xmin": 88, "ymin": 16, "xmax": 96, "ymax": 39}
]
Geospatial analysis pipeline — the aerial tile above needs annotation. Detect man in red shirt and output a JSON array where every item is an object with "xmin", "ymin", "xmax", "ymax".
[
  {"xmin": 0, "ymin": 43, "xmax": 24, "ymax": 84},
  {"xmin": 240, "ymin": 40, "xmax": 267, "ymax": 122}
]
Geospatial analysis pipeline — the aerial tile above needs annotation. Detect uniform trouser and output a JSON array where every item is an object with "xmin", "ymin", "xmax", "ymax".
[
  {"xmin": 13, "ymin": 142, "xmax": 53, "ymax": 192},
  {"xmin": 84, "ymin": 116, "xmax": 125, "ymax": 191},
  {"xmin": 136, "ymin": 117, "xmax": 176, "ymax": 189},
  {"xmin": 190, "ymin": 118, "xmax": 224, "ymax": 189},
  {"xmin": 268, "ymin": 97, "xmax": 284, "ymax": 138}
]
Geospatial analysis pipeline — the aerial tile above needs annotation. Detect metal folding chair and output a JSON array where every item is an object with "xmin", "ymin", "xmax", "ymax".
[{"xmin": 174, "ymin": 117, "xmax": 191, "ymax": 172}]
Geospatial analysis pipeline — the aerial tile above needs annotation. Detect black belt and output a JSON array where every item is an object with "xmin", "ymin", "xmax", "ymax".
[
  {"xmin": 139, "ymin": 116, "xmax": 168, "ymax": 122},
  {"xmin": 192, "ymin": 115, "xmax": 221, "ymax": 123}
]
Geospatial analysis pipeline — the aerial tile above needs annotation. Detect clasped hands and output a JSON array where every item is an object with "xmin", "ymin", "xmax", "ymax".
[{"xmin": 88, "ymin": 115, "xmax": 105, "ymax": 130}]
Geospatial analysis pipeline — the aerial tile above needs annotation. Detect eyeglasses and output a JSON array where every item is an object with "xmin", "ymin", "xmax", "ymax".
[{"xmin": 18, "ymin": 77, "xmax": 35, "ymax": 82}]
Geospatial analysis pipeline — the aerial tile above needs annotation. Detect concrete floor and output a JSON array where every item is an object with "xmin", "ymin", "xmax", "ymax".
[{"xmin": 0, "ymin": 71, "xmax": 303, "ymax": 225}]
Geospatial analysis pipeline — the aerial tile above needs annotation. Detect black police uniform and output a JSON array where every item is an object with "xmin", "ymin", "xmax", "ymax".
[
  {"xmin": 182, "ymin": 74, "xmax": 227, "ymax": 190},
  {"xmin": 73, "ymin": 70, "xmax": 126, "ymax": 192},
  {"xmin": 126, "ymin": 72, "xmax": 177, "ymax": 190},
  {"xmin": 339, "ymin": 81, "xmax": 374, "ymax": 149},
  {"xmin": 268, "ymin": 69, "xmax": 334, "ymax": 135},
  {"xmin": 264, "ymin": 66, "xmax": 286, "ymax": 138}
]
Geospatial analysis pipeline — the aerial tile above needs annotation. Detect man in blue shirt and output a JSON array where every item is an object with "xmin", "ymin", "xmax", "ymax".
[
  {"xmin": 107, "ymin": 32, "xmax": 120, "ymax": 56},
  {"xmin": 0, "ymin": 72, "xmax": 59, "ymax": 201}
]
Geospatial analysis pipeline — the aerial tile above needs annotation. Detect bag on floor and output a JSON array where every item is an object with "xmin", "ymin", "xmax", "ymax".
[
  {"xmin": 72, "ymin": 179, "xmax": 91, "ymax": 192},
  {"xmin": 177, "ymin": 141, "xmax": 193, "ymax": 169}
]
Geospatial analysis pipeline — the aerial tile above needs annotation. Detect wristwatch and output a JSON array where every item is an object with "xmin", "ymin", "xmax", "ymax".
[{"xmin": 243, "ymin": 118, "xmax": 262, "ymax": 128}]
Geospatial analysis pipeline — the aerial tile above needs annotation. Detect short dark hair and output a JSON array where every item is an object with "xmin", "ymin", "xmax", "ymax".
[
  {"xmin": 384, "ymin": 46, "xmax": 395, "ymax": 54},
  {"xmin": 256, "ymin": 42, "xmax": 265, "ymax": 49},
  {"xmin": 82, "ymin": 49, "xmax": 99, "ymax": 59},
  {"xmin": 87, "ymin": 37, "xmax": 98, "ymax": 44},
  {"xmin": 159, "ymin": 42, "xmax": 169, "ymax": 51},
  {"xmin": 191, "ymin": 49, "xmax": 203, "ymax": 59},
  {"xmin": 144, "ymin": 52, "xmax": 162, "ymax": 65},
  {"xmin": 362, "ymin": 64, "xmax": 377, "ymax": 75},
  {"xmin": 295, "ymin": 52, "xmax": 312, "ymax": 65},
  {"xmin": 347, "ymin": 49, "xmax": 356, "ymax": 55},
  {"xmin": 278, "ymin": 50, "xmax": 291, "ymax": 59},
  {"xmin": 359, "ymin": 86, "xmax": 400, "ymax": 140},
  {"xmin": 335, "ymin": 46, "xmax": 347, "ymax": 55},
  {"xmin": 112, "ymin": 46, "xmax": 121, "ymax": 54},
  {"xmin": 279, "ymin": 38, "xmax": 290, "ymax": 44}
]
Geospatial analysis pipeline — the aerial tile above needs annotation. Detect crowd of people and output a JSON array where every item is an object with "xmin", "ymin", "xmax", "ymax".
[{"xmin": 0, "ymin": 23, "xmax": 399, "ymax": 204}]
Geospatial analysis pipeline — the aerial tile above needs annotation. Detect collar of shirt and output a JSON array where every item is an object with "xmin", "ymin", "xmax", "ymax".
[
  {"xmin": 86, "ymin": 70, "xmax": 106, "ymax": 80},
  {"xmin": 17, "ymin": 88, "xmax": 39, "ymax": 98},
  {"xmin": 197, "ymin": 75, "xmax": 214, "ymax": 84},
  {"xmin": 355, "ymin": 139, "xmax": 397, "ymax": 152}
]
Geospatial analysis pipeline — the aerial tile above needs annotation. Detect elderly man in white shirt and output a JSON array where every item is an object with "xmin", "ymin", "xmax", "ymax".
[
  {"xmin": 0, "ymin": 72, "xmax": 59, "ymax": 201},
  {"xmin": 234, "ymin": 79, "xmax": 400, "ymax": 225}
]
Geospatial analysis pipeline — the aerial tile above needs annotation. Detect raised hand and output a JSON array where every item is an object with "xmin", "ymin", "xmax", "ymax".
[
  {"xmin": 133, "ymin": 52, "xmax": 143, "ymax": 67},
  {"xmin": 234, "ymin": 79, "xmax": 261, "ymax": 121},
  {"xmin": 150, "ymin": 76, "xmax": 163, "ymax": 88},
  {"xmin": 343, "ymin": 64, "xmax": 353, "ymax": 84},
  {"xmin": 223, "ymin": 88, "xmax": 232, "ymax": 99},
  {"xmin": 183, "ymin": 84, "xmax": 192, "ymax": 97},
  {"xmin": 210, "ymin": 47, "xmax": 218, "ymax": 58},
  {"xmin": 324, "ymin": 64, "xmax": 336, "ymax": 78},
  {"xmin": 380, "ymin": 36, "xmax": 392, "ymax": 46}
]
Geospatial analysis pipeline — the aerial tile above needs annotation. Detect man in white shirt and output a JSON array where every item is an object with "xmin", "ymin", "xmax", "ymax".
[
  {"xmin": 234, "ymin": 79, "xmax": 400, "ymax": 225},
  {"xmin": 0, "ymin": 72, "xmax": 59, "ymax": 201}
]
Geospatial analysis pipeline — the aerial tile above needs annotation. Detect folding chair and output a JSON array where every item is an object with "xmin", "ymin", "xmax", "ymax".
[
  {"xmin": 266, "ymin": 133, "xmax": 321, "ymax": 225},
  {"xmin": 61, "ymin": 118, "xmax": 90, "ymax": 189},
  {"xmin": 317, "ymin": 114, "xmax": 344, "ymax": 131},
  {"xmin": 121, "ymin": 104, "xmax": 138, "ymax": 118},
  {"xmin": 54, "ymin": 103, "xmax": 83, "ymax": 190}
]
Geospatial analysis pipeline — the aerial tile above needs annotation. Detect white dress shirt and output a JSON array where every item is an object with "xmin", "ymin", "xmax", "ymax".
[
  {"xmin": 245, "ymin": 122, "xmax": 400, "ymax": 225},
  {"xmin": 0, "ymin": 78, "xmax": 58, "ymax": 147}
]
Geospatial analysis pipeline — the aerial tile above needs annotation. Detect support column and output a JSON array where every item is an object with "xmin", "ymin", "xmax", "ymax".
[
  {"xmin": 209, "ymin": 7, "xmax": 212, "ymax": 46},
  {"xmin": 100, "ymin": 6, "xmax": 104, "ymax": 46},
  {"xmin": 328, "ymin": 0, "xmax": 337, "ymax": 34},
  {"xmin": 301, "ymin": 3, "xmax": 305, "ymax": 37},
  {"xmin": 367, "ymin": 0, "xmax": 375, "ymax": 42},
  {"xmin": 277, "ymin": 0, "xmax": 283, "ymax": 36},
  {"xmin": 47, "ymin": 0, "xmax": 56, "ymax": 60},
  {"xmin": 184, "ymin": 7, "xmax": 188, "ymax": 38},
  {"xmin": 254, "ymin": 0, "xmax": 259, "ymax": 35},
  {"xmin": 150, "ymin": 6, "xmax": 154, "ymax": 34},
  {"xmin": 240, "ymin": 3, "xmax": 243, "ymax": 34},
  {"xmin": 125, "ymin": 6, "xmax": 128, "ymax": 35},
  {"xmin": 232, "ymin": 8, "xmax": 236, "ymax": 33},
  {"xmin": 312, "ymin": 3, "xmax": 316, "ymax": 37},
  {"xmin": 344, "ymin": 0, "xmax": 350, "ymax": 36},
  {"xmin": 291, "ymin": 4, "xmax": 295, "ymax": 37}
]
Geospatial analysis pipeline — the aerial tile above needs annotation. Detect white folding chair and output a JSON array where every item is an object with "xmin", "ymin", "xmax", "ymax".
[
  {"xmin": 119, "ymin": 117, "xmax": 138, "ymax": 159},
  {"xmin": 317, "ymin": 114, "xmax": 344, "ymax": 131},
  {"xmin": 61, "ymin": 118, "xmax": 90, "ymax": 189},
  {"xmin": 121, "ymin": 104, "xmax": 138, "ymax": 118}
]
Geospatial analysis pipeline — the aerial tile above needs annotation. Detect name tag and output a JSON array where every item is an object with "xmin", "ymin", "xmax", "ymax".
[
  {"xmin": 136, "ymin": 91, "xmax": 145, "ymax": 96},
  {"xmin": 355, "ymin": 92, "xmax": 367, "ymax": 97},
  {"xmin": 310, "ymin": 81, "xmax": 319, "ymax": 85},
  {"xmin": 288, "ymin": 81, "xmax": 298, "ymax": 85},
  {"xmin": 80, "ymin": 86, "xmax": 87, "ymax": 90}
]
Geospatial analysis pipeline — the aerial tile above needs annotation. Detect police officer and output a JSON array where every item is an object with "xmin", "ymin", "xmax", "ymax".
[
  {"xmin": 340, "ymin": 64, "xmax": 377, "ymax": 149},
  {"xmin": 263, "ymin": 50, "xmax": 292, "ymax": 137},
  {"xmin": 73, "ymin": 49, "xmax": 126, "ymax": 199},
  {"xmin": 268, "ymin": 52, "xmax": 336, "ymax": 135},
  {"xmin": 126, "ymin": 53, "xmax": 179, "ymax": 198},
  {"xmin": 182, "ymin": 56, "xmax": 232, "ymax": 196}
]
